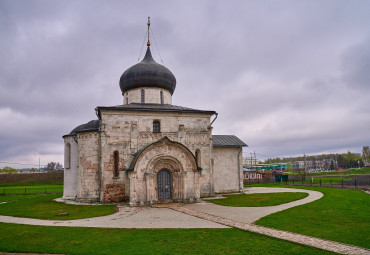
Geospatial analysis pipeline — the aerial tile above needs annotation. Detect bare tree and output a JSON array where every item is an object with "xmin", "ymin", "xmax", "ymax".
[
  {"xmin": 45, "ymin": 162, "xmax": 63, "ymax": 172},
  {"xmin": 363, "ymin": 146, "xmax": 370, "ymax": 166}
]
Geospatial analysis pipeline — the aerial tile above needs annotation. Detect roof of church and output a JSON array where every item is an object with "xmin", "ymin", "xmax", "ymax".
[
  {"xmin": 212, "ymin": 135, "xmax": 247, "ymax": 147},
  {"xmin": 119, "ymin": 47, "xmax": 176, "ymax": 95},
  {"xmin": 96, "ymin": 103, "xmax": 216, "ymax": 116},
  {"xmin": 63, "ymin": 120, "xmax": 99, "ymax": 137}
]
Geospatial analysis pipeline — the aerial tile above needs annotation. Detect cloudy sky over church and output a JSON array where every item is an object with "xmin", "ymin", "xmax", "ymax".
[{"xmin": 1, "ymin": 0, "xmax": 370, "ymax": 168}]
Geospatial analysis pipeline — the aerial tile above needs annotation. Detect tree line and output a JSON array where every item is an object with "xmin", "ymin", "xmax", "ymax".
[
  {"xmin": 0, "ymin": 162, "xmax": 63, "ymax": 173},
  {"xmin": 264, "ymin": 146, "xmax": 370, "ymax": 169}
]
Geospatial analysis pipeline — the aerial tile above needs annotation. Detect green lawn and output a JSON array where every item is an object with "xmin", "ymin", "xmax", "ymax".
[
  {"xmin": 0, "ymin": 194, "xmax": 116, "ymax": 220},
  {"xmin": 0, "ymin": 223, "xmax": 336, "ymax": 255},
  {"xmin": 292, "ymin": 177, "xmax": 351, "ymax": 185},
  {"xmin": 307, "ymin": 167, "xmax": 370, "ymax": 176},
  {"xmin": 0, "ymin": 184, "xmax": 63, "ymax": 194},
  {"xmin": 253, "ymin": 185, "xmax": 370, "ymax": 249},
  {"xmin": 341, "ymin": 167, "xmax": 370, "ymax": 174},
  {"xmin": 208, "ymin": 192, "xmax": 308, "ymax": 207}
]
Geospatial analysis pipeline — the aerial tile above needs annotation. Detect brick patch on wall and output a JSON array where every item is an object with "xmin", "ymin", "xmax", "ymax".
[{"xmin": 103, "ymin": 184, "xmax": 126, "ymax": 202}]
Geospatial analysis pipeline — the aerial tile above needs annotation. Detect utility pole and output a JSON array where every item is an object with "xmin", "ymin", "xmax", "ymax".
[
  {"xmin": 254, "ymin": 150, "xmax": 256, "ymax": 166},
  {"xmin": 304, "ymin": 154, "xmax": 307, "ymax": 180},
  {"xmin": 250, "ymin": 152, "xmax": 253, "ymax": 170}
]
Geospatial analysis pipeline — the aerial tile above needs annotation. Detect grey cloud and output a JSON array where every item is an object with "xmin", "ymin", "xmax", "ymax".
[
  {"xmin": 342, "ymin": 37, "xmax": 370, "ymax": 91},
  {"xmin": 1, "ymin": 0, "xmax": 370, "ymax": 166}
]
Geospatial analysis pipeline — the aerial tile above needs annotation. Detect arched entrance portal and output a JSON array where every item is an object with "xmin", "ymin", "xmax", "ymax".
[
  {"xmin": 127, "ymin": 137, "xmax": 201, "ymax": 205},
  {"xmin": 157, "ymin": 169, "xmax": 171, "ymax": 200}
]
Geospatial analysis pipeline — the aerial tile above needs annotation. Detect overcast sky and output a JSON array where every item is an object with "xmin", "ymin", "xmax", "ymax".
[{"xmin": 1, "ymin": 0, "xmax": 369, "ymax": 168}]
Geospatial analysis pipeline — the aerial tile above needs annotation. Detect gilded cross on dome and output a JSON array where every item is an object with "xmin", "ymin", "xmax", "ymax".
[{"xmin": 147, "ymin": 17, "xmax": 151, "ymax": 47}]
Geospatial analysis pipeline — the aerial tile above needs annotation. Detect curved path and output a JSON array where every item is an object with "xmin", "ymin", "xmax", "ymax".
[
  {"xmin": 1, "ymin": 187, "xmax": 369, "ymax": 254},
  {"xmin": 183, "ymin": 187, "xmax": 323, "ymax": 224},
  {"xmin": 0, "ymin": 206, "xmax": 225, "ymax": 229},
  {"xmin": 0, "ymin": 187, "xmax": 321, "ymax": 229}
]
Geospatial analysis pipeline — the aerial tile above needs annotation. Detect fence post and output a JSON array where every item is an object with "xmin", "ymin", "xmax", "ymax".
[{"xmin": 355, "ymin": 179, "xmax": 357, "ymax": 189}]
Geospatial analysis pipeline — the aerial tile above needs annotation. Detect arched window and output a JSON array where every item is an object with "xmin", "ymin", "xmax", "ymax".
[
  {"xmin": 160, "ymin": 91, "xmax": 164, "ymax": 104},
  {"xmin": 113, "ymin": 151, "xmax": 119, "ymax": 178},
  {"xmin": 65, "ymin": 143, "xmax": 71, "ymax": 169},
  {"xmin": 195, "ymin": 149, "xmax": 201, "ymax": 168},
  {"xmin": 141, "ymin": 89, "xmax": 145, "ymax": 104},
  {"xmin": 153, "ymin": 120, "xmax": 160, "ymax": 133}
]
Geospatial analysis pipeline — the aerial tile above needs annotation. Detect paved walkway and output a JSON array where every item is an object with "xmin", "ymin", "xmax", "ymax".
[
  {"xmin": 0, "ymin": 187, "xmax": 320, "ymax": 229},
  {"xmin": 159, "ymin": 203, "xmax": 369, "ymax": 255},
  {"xmin": 0, "ymin": 206, "xmax": 225, "ymax": 229},
  {"xmin": 186, "ymin": 187, "xmax": 324, "ymax": 223},
  {"xmin": 1, "ymin": 187, "xmax": 369, "ymax": 254}
]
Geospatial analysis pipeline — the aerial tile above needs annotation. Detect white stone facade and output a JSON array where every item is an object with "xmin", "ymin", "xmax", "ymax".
[
  {"xmin": 63, "ymin": 107, "xmax": 245, "ymax": 204},
  {"xmin": 63, "ymin": 136, "xmax": 78, "ymax": 199},
  {"xmin": 213, "ymin": 147, "xmax": 243, "ymax": 193}
]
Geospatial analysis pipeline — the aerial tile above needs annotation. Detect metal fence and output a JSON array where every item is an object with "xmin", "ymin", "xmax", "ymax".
[
  {"xmin": 244, "ymin": 175, "xmax": 370, "ymax": 190},
  {"xmin": 0, "ymin": 186, "xmax": 63, "ymax": 195}
]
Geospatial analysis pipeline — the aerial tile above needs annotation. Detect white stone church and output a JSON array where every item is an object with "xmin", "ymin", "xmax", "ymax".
[{"xmin": 63, "ymin": 33, "xmax": 246, "ymax": 205}]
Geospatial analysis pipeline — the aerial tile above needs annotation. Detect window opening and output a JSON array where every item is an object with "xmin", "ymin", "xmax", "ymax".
[
  {"xmin": 65, "ymin": 143, "xmax": 71, "ymax": 169},
  {"xmin": 141, "ymin": 89, "xmax": 145, "ymax": 104},
  {"xmin": 195, "ymin": 149, "xmax": 201, "ymax": 167},
  {"xmin": 153, "ymin": 120, "xmax": 160, "ymax": 133},
  {"xmin": 160, "ymin": 91, "xmax": 164, "ymax": 104},
  {"xmin": 113, "ymin": 151, "xmax": 119, "ymax": 177}
]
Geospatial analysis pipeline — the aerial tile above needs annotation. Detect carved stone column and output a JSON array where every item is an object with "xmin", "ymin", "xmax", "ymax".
[
  {"xmin": 193, "ymin": 171, "xmax": 201, "ymax": 202},
  {"xmin": 172, "ymin": 171, "xmax": 182, "ymax": 201},
  {"xmin": 182, "ymin": 171, "xmax": 187, "ymax": 202},
  {"xmin": 145, "ymin": 172, "xmax": 155, "ymax": 204}
]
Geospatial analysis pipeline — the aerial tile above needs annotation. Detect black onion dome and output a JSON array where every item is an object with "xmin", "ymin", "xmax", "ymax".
[{"xmin": 119, "ymin": 47, "xmax": 176, "ymax": 95}]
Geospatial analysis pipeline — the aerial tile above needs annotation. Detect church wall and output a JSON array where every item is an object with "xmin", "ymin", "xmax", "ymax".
[
  {"xmin": 76, "ymin": 131, "xmax": 100, "ymax": 202},
  {"xmin": 213, "ymin": 147, "xmax": 243, "ymax": 193},
  {"xmin": 63, "ymin": 136, "xmax": 78, "ymax": 199},
  {"xmin": 99, "ymin": 110, "xmax": 214, "ymax": 202},
  {"xmin": 100, "ymin": 138, "xmax": 128, "ymax": 202},
  {"xmin": 124, "ymin": 87, "xmax": 172, "ymax": 104}
]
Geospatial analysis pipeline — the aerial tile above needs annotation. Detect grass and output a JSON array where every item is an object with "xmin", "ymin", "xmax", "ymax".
[
  {"xmin": 0, "ymin": 184, "xmax": 63, "ymax": 194},
  {"xmin": 293, "ymin": 177, "xmax": 351, "ymax": 185},
  {"xmin": 251, "ymin": 184, "xmax": 370, "ymax": 249},
  {"xmin": 0, "ymin": 223, "xmax": 336, "ymax": 255},
  {"xmin": 307, "ymin": 167, "xmax": 370, "ymax": 176},
  {"xmin": 208, "ymin": 192, "xmax": 308, "ymax": 207},
  {"xmin": 341, "ymin": 167, "xmax": 370, "ymax": 174},
  {"xmin": 0, "ymin": 194, "xmax": 116, "ymax": 220}
]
